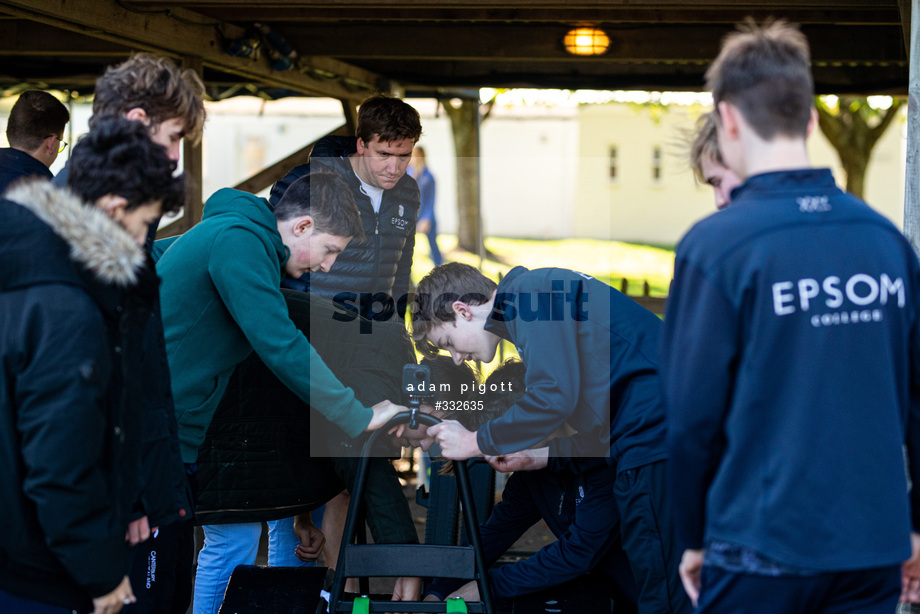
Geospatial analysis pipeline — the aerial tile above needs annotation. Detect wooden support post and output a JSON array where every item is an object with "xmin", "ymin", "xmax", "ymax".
[
  {"xmin": 443, "ymin": 95, "xmax": 483, "ymax": 260},
  {"xmin": 905, "ymin": 0, "xmax": 920, "ymax": 256},
  {"xmin": 157, "ymin": 56, "xmax": 204, "ymax": 240},
  {"xmin": 341, "ymin": 99, "xmax": 359, "ymax": 136},
  {"xmin": 183, "ymin": 56, "xmax": 204, "ymax": 231}
]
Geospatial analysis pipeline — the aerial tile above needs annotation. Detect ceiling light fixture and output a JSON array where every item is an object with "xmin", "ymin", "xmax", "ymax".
[{"xmin": 564, "ymin": 27, "xmax": 610, "ymax": 56}]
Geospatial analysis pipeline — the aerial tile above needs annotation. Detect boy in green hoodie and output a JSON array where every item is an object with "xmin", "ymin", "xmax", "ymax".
[{"xmin": 156, "ymin": 172, "xmax": 406, "ymax": 467}]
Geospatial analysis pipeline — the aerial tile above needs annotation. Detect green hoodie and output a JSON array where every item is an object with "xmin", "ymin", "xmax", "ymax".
[{"xmin": 156, "ymin": 188, "xmax": 372, "ymax": 462}]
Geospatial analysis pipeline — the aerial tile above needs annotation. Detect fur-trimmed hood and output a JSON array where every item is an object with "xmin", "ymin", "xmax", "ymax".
[{"xmin": 3, "ymin": 179, "xmax": 144, "ymax": 287}]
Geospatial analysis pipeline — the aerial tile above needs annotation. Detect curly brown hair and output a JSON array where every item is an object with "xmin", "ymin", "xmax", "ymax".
[{"xmin": 91, "ymin": 53, "xmax": 206, "ymax": 145}]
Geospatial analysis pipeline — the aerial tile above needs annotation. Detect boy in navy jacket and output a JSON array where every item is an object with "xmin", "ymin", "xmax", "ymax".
[
  {"xmin": 422, "ymin": 359, "xmax": 638, "ymax": 611},
  {"xmin": 661, "ymin": 20, "xmax": 920, "ymax": 613},
  {"xmin": 411, "ymin": 263, "xmax": 690, "ymax": 613}
]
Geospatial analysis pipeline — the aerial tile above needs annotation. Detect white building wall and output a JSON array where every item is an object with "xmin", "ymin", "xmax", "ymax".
[
  {"xmin": 1, "ymin": 95, "xmax": 906, "ymax": 247},
  {"xmin": 576, "ymin": 102, "xmax": 907, "ymax": 245},
  {"xmin": 480, "ymin": 114, "xmax": 578, "ymax": 239}
]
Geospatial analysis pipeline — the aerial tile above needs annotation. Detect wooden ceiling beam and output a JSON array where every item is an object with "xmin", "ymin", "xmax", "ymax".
[
  {"xmin": 269, "ymin": 23, "xmax": 905, "ymax": 64},
  {"xmin": 2, "ymin": 0, "xmax": 389, "ymax": 99},
  {"xmin": 120, "ymin": 0, "xmax": 889, "ymax": 8},
  {"xmin": 0, "ymin": 19, "xmax": 129, "ymax": 55},
  {"xmin": 177, "ymin": 7, "xmax": 900, "ymax": 26},
  {"xmin": 0, "ymin": 74, "xmax": 100, "ymax": 87},
  {"xmin": 360, "ymin": 58, "xmax": 907, "ymax": 94}
]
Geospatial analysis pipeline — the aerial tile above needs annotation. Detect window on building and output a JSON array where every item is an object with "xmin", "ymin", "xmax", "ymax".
[
  {"xmin": 609, "ymin": 146, "xmax": 618, "ymax": 181},
  {"xmin": 651, "ymin": 146, "xmax": 662, "ymax": 182}
]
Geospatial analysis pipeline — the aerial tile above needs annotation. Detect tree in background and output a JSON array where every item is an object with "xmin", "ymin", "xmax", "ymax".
[
  {"xmin": 441, "ymin": 92, "xmax": 498, "ymax": 257},
  {"xmin": 815, "ymin": 96, "xmax": 904, "ymax": 199}
]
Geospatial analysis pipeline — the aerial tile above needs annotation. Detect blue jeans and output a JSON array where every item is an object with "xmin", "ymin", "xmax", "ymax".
[
  {"xmin": 193, "ymin": 515, "xmax": 318, "ymax": 614},
  {"xmin": 425, "ymin": 219, "xmax": 443, "ymax": 266}
]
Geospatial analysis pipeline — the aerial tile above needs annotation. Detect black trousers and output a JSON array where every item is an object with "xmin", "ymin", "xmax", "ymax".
[
  {"xmin": 614, "ymin": 459, "xmax": 693, "ymax": 614},
  {"xmin": 697, "ymin": 564, "xmax": 900, "ymax": 613},
  {"xmin": 124, "ymin": 519, "xmax": 196, "ymax": 614}
]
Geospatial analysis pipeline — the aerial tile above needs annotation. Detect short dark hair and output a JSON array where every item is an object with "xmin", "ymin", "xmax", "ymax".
[
  {"xmin": 689, "ymin": 111, "xmax": 724, "ymax": 183},
  {"xmin": 461, "ymin": 359, "xmax": 526, "ymax": 431},
  {"xmin": 275, "ymin": 172, "xmax": 366, "ymax": 241},
  {"xmin": 421, "ymin": 355, "xmax": 479, "ymax": 475},
  {"xmin": 91, "ymin": 53, "xmax": 206, "ymax": 145},
  {"xmin": 68, "ymin": 117, "xmax": 185, "ymax": 214},
  {"xmin": 411, "ymin": 263, "xmax": 497, "ymax": 357},
  {"xmin": 706, "ymin": 19, "xmax": 813, "ymax": 140},
  {"xmin": 6, "ymin": 90, "xmax": 70, "ymax": 151},
  {"xmin": 421, "ymin": 356, "xmax": 478, "ymax": 408},
  {"xmin": 356, "ymin": 94, "xmax": 422, "ymax": 145},
  {"xmin": 435, "ymin": 358, "xmax": 525, "ymax": 475}
]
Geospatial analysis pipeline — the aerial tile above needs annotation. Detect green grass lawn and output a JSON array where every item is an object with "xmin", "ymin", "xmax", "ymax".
[{"xmin": 411, "ymin": 234, "xmax": 675, "ymax": 297}]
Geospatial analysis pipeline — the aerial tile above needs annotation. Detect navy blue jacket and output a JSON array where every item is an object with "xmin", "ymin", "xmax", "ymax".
[
  {"xmin": 478, "ymin": 267, "xmax": 668, "ymax": 473},
  {"xmin": 426, "ymin": 464, "xmax": 634, "ymax": 601},
  {"xmin": 269, "ymin": 136, "xmax": 419, "ymax": 313},
  {"xmin": 0, "ymin": 147, "xmax": 52, "ymax": 194},
  {"xmin": 661, "ymin": 168, "xmax": 920, "ymax": 570},
  {"xmin": 415, "ymin": 166, "xmax": 436, "ymax": 223}
]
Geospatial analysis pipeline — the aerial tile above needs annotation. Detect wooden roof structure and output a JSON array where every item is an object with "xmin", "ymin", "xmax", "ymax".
[
  {"xmin": 0, "ymin": 1, "xmax": 911, "ymax": 99},
  {"xmin": 2, "ymin": 0, "xmax": 916, "ymax": 242}
]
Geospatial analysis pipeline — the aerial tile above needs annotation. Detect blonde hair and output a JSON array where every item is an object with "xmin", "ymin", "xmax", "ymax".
[{"xmin": 689, "ymin": 111, "xmax": 723, "ymax": 184}]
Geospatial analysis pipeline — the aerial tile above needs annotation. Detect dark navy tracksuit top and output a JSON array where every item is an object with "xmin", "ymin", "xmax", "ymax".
[
  {"xmin": 426, "ymin": 464, "xmax": 636, "ymax": 602},
  {"xmin": 477, "ymin": 267, "xmax": 667, "ymax": 473},
  {"xmin": 661, "ymin": 168, "xmax": 920, "ymax": 571}
]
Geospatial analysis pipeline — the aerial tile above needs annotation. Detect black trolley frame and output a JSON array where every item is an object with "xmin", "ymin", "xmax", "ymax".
[{"xmin": 327, "ymin": 412, "xmax": 495, "ymax": 614}]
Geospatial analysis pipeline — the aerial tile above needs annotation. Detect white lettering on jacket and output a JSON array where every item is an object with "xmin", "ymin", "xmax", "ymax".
[{"xmin": 772, "ymin": 273, "xmax": 905, "ymax": 316}]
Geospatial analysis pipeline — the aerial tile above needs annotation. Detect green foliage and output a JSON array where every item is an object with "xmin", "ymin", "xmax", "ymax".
[{"xmin": 814, "ymin": 96, "xmax": 904, "ymax": 198}]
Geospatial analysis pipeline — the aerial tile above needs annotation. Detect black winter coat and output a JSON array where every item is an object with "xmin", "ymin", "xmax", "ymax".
[
  {"xmin": 194, "ymin": 291, "xmax": 419, "ymax": 545},
  {"xmin": 122, "ymin": 253, "xmax": 193, "ymax": 529},
  {"xmin": 130, "ymin": 226, "xmax": 193, "ymax": 529},
  {"xmin": 269, "ymin": 136, "xmax": 420, "ymax": 314},
  {"xmin": 0, "ymin": 181, "xmax": 141, "ymax": 611}
]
